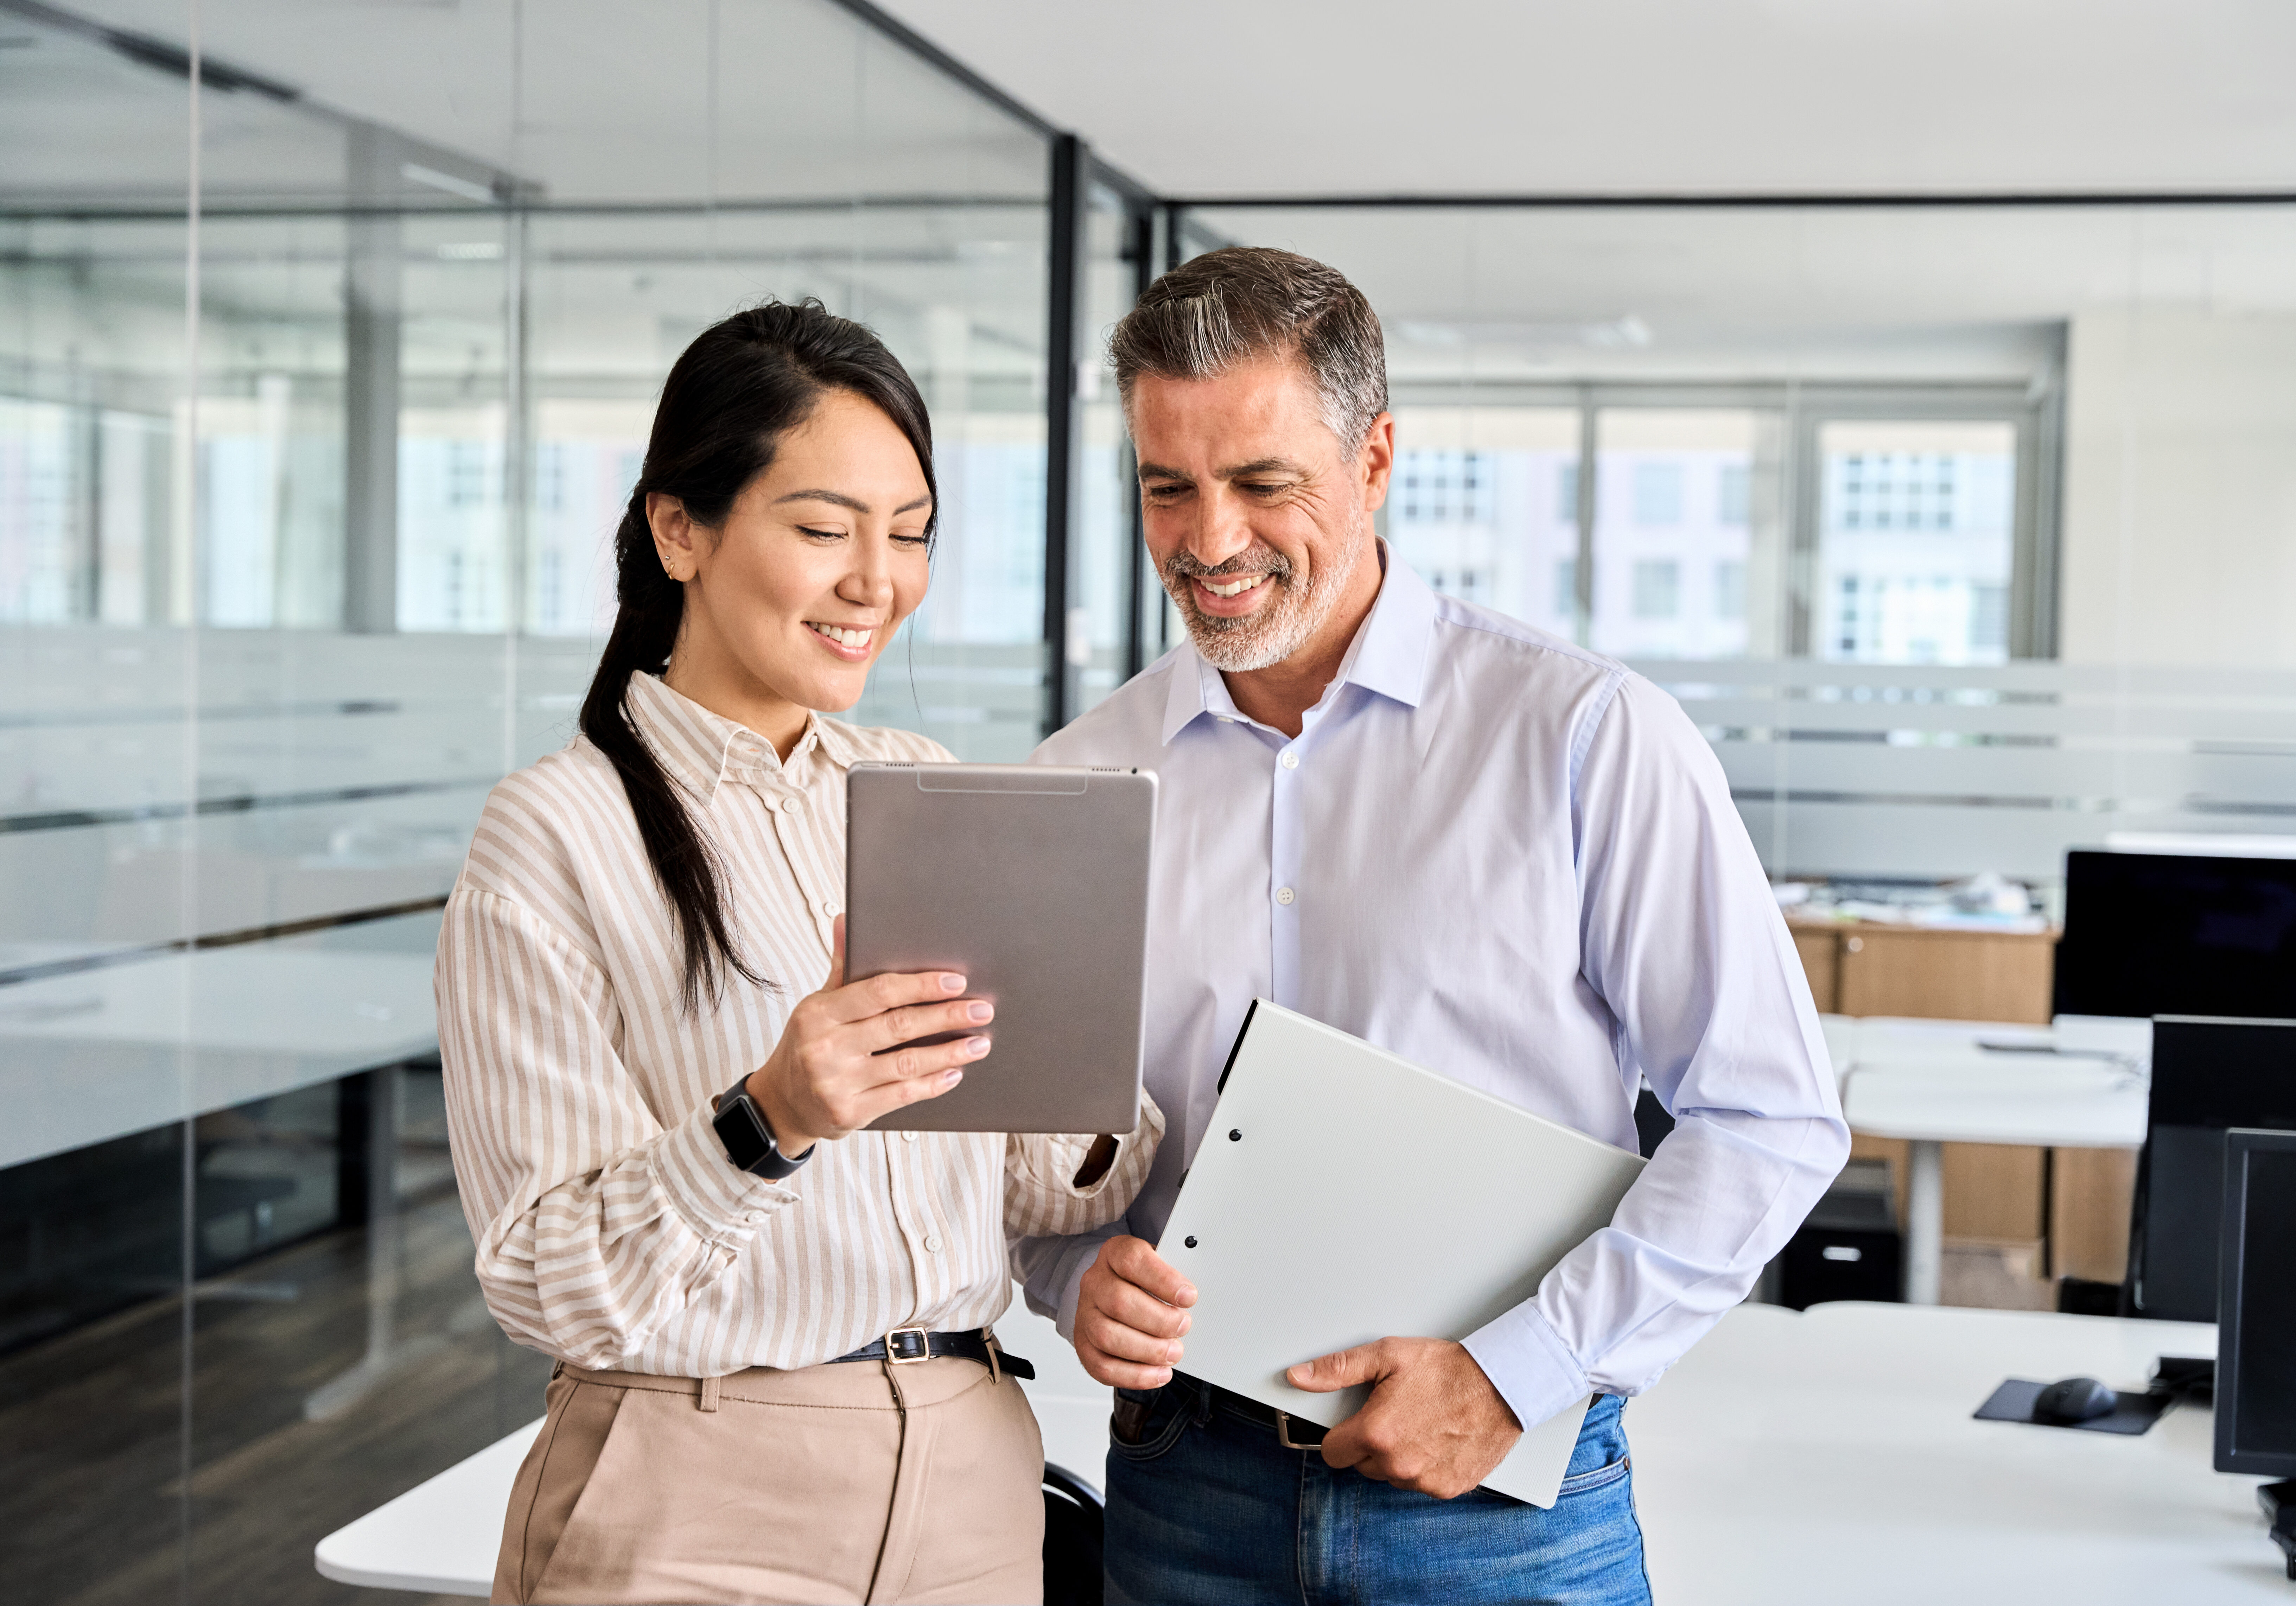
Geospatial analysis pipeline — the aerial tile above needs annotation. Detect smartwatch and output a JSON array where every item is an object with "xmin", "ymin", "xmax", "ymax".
[{"xmin": 712, "ymin": 1079, "xmax": 813, "ymax": 1180}]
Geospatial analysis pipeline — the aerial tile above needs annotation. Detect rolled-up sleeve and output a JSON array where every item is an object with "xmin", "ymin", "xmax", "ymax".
[
  {"xmin": 437, "ymin": 885, "xmax": 800, "ymax": 1367},
  {"xmin": 1003, "ymin": 1092, "xmax": 1164, "ymax": 1240},
  {"xmin": 1462, "ymin": 675, "xmax": 1849, "ymax": 1431}
]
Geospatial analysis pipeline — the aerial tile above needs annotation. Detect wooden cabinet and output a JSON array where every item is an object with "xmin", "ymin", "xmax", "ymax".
[
  {"xmin": 1790, "ymin": 918, "xmax": 2137, "ymax": 1287},
  {"xmin": 1791, "ymin": 920, "xmax": 2056, "ymax": 1023}
]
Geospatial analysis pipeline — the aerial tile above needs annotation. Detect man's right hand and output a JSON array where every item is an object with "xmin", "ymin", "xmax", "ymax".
[{"xmin": 1075, "ymin": 1235, "xmax": 1197, "ymax": 1388}]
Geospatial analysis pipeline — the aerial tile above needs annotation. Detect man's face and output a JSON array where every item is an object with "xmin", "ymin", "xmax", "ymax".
[{"xmin": 1129, "ymin": 356, "xmax": 1392, "ymax": 673}]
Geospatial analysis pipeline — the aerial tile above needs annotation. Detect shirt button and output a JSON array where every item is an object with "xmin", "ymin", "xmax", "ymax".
[
  {"xmin": 1280, "ymin": 750, "xmax": 1299, "ymax": 770},
  {"xmin": 820, "ymin": 899, "xmax": 840, "ymax": 917},
  {"xmin": 923, "ymin": 1233, "xmax": 943, "ymax": 1253},
  {"xmin": 901, "ymin": 1131, "xmax": 919, "ymax": 1144},
  {"xmin": 781, "ymin": 795, "xmax": 802, "ymax": 814},
  {"xmin": 1276, "ymin": 886, "xmax": 1296, "ymax": 906}
]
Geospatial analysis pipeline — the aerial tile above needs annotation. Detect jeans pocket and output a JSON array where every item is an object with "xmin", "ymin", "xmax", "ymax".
[
  {"xmin": 1554, "ymin": 1452, "xmax": 1631, "ymax": 1498},
  {"xmin": 1107, "ymin": 1385, "xmax": 1192, "ymax": 1463}
]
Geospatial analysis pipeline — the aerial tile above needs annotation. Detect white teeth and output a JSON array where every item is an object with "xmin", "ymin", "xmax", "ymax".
[
  {"xmin": 1203, "ymin": 577, "xmax": 1260, "ymax": 598},
  {"xmin": 810, "ymin": 623, "xmax": 873, "ymax": 648}
]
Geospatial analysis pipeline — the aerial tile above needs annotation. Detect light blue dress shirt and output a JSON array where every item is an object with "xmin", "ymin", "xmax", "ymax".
[{"xmin": 1019, "ymin": 550, "xmax": 1849, "ymax": 1434}]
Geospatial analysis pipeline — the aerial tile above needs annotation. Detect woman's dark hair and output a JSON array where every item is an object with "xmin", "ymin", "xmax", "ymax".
[{"xmin": 579, "ymin": 298, "xmax": 936, "ymax": 1011}]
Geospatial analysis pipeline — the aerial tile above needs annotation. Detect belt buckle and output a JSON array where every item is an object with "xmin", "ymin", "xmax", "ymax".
[
  {"xmin": 1275, "ymin": 1411, "xmax": 1316, "ymax": 1451},
  {"xmin": 885, "ymin": 1326, "xmax": 931, "ymax": 1365}
]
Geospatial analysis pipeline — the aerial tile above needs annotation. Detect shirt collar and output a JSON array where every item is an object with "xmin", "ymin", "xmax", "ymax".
[
  {"xmin": 1158, "ymin": 541, "xmax": 1437, "ymax": 745},
  {"xmin": 624, "ymin": 672, "xmax": 851, "ymax": 803}
]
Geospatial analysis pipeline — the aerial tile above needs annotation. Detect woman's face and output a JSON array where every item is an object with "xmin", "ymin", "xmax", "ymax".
[{"xmin": 652, "ymin": 388, "xmax": 933, "ymax": 741}]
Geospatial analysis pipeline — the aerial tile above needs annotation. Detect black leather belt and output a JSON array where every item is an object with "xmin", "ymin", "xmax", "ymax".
[
  {"xmin": 831, "ymin": 1326, "xmax": 1035, "ymax": 1380},
  {"xmin": 1191, "ymin": 1373, "xmax": 1325, "ymax": 1448}
]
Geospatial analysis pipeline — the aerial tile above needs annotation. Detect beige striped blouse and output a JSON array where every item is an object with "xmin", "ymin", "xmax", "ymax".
[{"xmin": 437, "ymin": 671, "xmax": 1161, "ymax": 1376}]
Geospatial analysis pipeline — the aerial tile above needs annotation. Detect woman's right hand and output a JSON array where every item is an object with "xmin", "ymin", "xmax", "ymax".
[{"xmin": 742, "ymin": 916, "xmax": 988, "ymax": 1158}]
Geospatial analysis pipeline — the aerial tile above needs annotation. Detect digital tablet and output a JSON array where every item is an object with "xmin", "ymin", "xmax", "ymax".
[{"xmin": 844, "ymin": 761, "xmax": 1155, "ymax": 1134}]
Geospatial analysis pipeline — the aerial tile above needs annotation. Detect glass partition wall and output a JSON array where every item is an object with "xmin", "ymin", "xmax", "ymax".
[
  {"xmin": 1178, "ymin": 201, "xmax": 2296, "ymax": 891},
  {"xmin": 13, "ymin": 7, "xmax": 2296, "ymax": 1598},
  {"xmin": 0, "ymin": 2, "xmax": 1107, "ymax": 1600}
]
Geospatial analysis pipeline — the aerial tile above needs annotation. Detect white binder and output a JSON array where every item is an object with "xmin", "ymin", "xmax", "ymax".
[{"xmin": 1159, "ymin": 1000, "xmax": 1647, "ymax": 1508}]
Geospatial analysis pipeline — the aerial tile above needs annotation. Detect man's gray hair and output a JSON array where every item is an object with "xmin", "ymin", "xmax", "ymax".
[{"xmin": 1108, "ymin": 246, "xmax": 1389, "ymax": 451}]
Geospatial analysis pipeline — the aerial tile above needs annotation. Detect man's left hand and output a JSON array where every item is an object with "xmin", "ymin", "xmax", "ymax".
[{"xmin": 1285, "ymin": 1337, "xmax": 1521, "ymax": 1499}]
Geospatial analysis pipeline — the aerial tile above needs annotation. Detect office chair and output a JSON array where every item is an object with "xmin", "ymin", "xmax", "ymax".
[{"xmin": 1042, "ymin": 1462, "xmax": 1104, "ymax": 1606}]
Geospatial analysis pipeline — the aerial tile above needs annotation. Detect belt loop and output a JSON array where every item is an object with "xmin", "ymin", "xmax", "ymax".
[
  {"xmin": 550, "ymin": 1360, "xmax": 565, "ymax": 1380},
  {"xmin": 985, "ymin": 1329, "xmax": 1004, "ymax": 1386},
  {"xmin": 698, "ymin": 1373, "xmax": 721, "ymax": 1413}
]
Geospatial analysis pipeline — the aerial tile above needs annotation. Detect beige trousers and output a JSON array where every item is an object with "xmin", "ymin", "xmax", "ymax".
[{"xmin": 492, "ymin": 1354, "xmax": 1044, "ymax": 1605}]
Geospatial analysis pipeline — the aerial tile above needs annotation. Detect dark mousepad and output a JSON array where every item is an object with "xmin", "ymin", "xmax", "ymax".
[{"xmin": 1974, "ymin": 1379, "xmax": 2171, "ymax": 1435}]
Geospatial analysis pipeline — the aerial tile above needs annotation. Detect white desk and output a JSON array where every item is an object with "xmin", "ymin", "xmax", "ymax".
[
  {"xmin": 320, "ymin": 1302, "xmax": 2281, "ymax": 1602},
  {"xmin": 0, "ymin": 932, "xmax": 441, "ymax": 1170},
  {"xmin": 1835, "ymin": 1017, "xmax": 2149, "ymax": 1305},
  {"xmin": 1636, "ymin": 1301, "xmax": 2280, "ymax": 1604},
  {"xmin": 314, "ymin": 1302, "xmax": 1108, "ymax": 1596}
]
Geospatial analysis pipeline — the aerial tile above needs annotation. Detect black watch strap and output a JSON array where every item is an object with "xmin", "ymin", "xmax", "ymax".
[{"xmin": 712, "ymin": 1080, "xmax": 812, "ymax": 1181}]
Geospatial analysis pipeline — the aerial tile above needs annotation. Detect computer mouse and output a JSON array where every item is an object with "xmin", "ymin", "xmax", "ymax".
[{"xmin": 2034, "ymin": 1376, "xmax": 2118, "ymax": 1423}]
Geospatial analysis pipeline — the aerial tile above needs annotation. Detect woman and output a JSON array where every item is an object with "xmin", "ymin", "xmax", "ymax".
[{"xmin": 438, "ymin": 300, "xmax": 1161, "ymax": 1606}]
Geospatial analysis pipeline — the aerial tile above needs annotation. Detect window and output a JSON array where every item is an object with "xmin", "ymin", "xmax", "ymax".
[
  {"xmin": 1384, "ymin": 408, "xmax": 1577, "ymax": 625},
  {"xmin": 446, "ymin": 441, "xmax": 495, "ymax": 509},
  {"xmin": 1592, "ymin": 408, "xmax": 1764, "ymax": 659},
  {"xmin": 1555, "ymin": 463, "xmax": 1578, "ymax": 524},
  {"xmin": 1633, "ymin": 560, "xmax": 1680, "ymax": 619},
  {"xmin": 1632, "ymin": 462, "xmax": 1684, "ymax": 526},
  {"xmin": 1971, "ymin": 583, "xmax": 2008, "ymax": 653},
  {"xmin": 1817, "ymin": 420, "xmax": 2016, "ymax": 665},
  {"xmin": 1554, "ymin": 557, "xmax": 1577, "ymax": 620},
  {"xmin": 1391, "ymin": 449, "xmax": 1495, "ymax": 526}
]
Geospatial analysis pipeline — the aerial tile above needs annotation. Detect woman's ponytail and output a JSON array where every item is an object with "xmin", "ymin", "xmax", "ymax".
[{"xmin": 576, "ymin": 299, "xmax": 936, "ymax": 1011}]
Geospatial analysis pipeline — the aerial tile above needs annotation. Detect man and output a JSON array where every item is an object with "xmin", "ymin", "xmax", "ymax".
[{"xmin": 1020, "ymin": 247, "xmax": 1847, "ymax": 1604}]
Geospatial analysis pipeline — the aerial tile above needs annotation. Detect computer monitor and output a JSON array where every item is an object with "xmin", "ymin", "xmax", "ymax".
[
  {"xmin": 2128, "ymin": 1017, "xmax": 2296, "ymax": 1322},
  {"xmin": 2215, "ymin": 1127, "xmax": 2296, "ymax": 1477},
  {"xmin": 2054, "ymin": 850, "xmax": 2296, "ymax": 1021}
]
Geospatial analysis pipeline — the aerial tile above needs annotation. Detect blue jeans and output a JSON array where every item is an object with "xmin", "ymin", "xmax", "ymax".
[{"xmin": 1104, "ymin": 1378, "xmax": 1652, "ymax": 1606}]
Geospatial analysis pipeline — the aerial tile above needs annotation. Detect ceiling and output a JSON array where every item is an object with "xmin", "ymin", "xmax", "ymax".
[{"xmin": 874, "ymin": 0, "xmax": 2296, "ymax": 199}]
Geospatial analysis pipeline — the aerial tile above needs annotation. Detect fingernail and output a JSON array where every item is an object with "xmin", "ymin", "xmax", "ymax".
[
  {"xmin": 943, "ymin": 1068, "xmax": 965, "ymax": 1086},
  {"xmin": 966, "ymin": 1001, "xmax": 993, "ymax": 1023},
  {"xmin": 965, "ymin": 1036, "xmax": 990, "ymax": 1057},
  {"xmin": 940, "ymin": 973, "xmax": 965, "ymax": 993}
]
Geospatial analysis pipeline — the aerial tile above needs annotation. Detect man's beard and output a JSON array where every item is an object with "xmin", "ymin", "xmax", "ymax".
[{"xmin": 1162, "ymin": 523, "xmax": 1369, "ymax": 673}]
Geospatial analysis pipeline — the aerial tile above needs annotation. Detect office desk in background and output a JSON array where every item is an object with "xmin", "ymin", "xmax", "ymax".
[
  {"xmin": 0, "ymin": 917, "xmax": 443, "ymax": 1170},
  {"xmin": 319, "ymin": 1301, "xmax": 2279, "ymax": 1602},
  {"xmin": 1795, "ymin": 921, "xmax": 2147, "ymax": 1289},
  {"xmin": 1837, "ymin": 1018, "xmax": 2149, "ymax": 1304},
  {"xmin": 1636, "ymin": 1302, "xmax": 2278, "ymax": 1604}
]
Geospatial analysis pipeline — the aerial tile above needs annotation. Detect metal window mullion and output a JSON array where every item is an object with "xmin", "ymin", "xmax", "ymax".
[
  {"xmin": 1041, "ymin": 133, "xmax": 1087, "ymax": 735},
  {"xmin": 1118, "ymin": 192, "xmax": 1155, "ymax": 681},
  {"xmin": 1573, "ymin": 388, "xmax": 1597, "ymax": 647},
  {"xmin": 2013, "ymin": 355, "xmax": 2066, "ymax": 660}
]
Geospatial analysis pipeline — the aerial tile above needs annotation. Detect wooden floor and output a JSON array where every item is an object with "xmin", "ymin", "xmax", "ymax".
[{"xmin": 0, "ymin": 1179, "xmax": 552, "ymax": 1606}]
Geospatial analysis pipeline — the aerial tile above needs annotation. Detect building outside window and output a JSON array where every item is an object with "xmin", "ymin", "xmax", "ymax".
[{"xmin": 1817, "ymin": 420, "xmax": 2017, "ymax": 665}]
